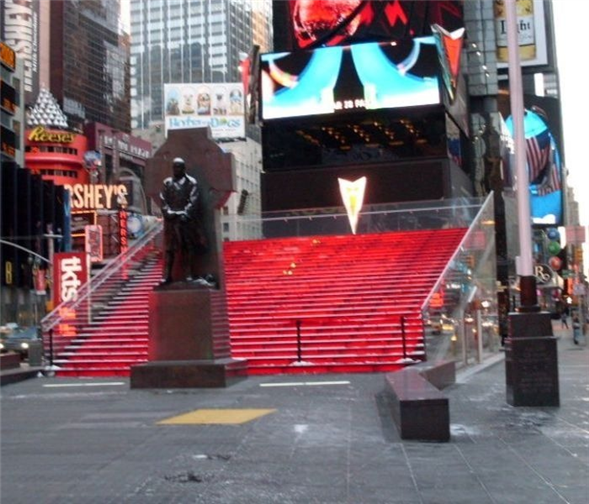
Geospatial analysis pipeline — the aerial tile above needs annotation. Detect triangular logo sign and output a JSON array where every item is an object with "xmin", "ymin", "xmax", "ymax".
[
  {"xmin": 432, "ymin": 25, "xmax": 465, "ymax": 102},
  {"xmin": 338, "ymin": 177, "xmax": 366, "ymax": 235}
]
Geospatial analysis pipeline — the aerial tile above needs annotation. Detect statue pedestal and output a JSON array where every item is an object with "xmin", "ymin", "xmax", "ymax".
[
  {"xmin": 130, "ymin": 284, "xmax": 246, "ymax": 388},
  {"xmin": 505, "ymin": 312, "xmax": 559, "ymax": 407}
]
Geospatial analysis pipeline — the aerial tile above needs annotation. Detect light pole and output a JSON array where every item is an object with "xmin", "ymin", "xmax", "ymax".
[{"xmin": 504, "ymin": 0, "xmax": 559, "ymax": 407}]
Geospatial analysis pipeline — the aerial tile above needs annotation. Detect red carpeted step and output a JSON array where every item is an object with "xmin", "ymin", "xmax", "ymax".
[{"xmin": 53, "ymin": 228, "xmax": 465, "ymax": 377}]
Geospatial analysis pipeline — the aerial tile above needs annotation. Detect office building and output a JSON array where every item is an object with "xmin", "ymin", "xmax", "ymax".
[
  {"xmin": 50, "ymin": 0, "xmax": 130, "ymax": 132},
  {"xmin": 130, "ymin": 0, "xmax": 272, "ymax": 131}
]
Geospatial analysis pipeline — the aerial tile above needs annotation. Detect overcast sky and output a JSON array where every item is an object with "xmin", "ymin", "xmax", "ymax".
[{"xmin": 552, "ymin": 0, "xmax": 589, "ymax": 228}]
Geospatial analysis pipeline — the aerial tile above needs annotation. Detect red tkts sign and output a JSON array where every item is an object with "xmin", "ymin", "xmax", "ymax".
[{"xmin": 53, "ymin": 252, "xmax": 88, "ymax": 306}]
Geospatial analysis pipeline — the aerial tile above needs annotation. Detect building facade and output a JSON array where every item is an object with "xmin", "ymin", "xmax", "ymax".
[
  {"xmin": 1, "ymin": 0, "xmax": 129, "ymax": 132},
  {"xmin": 130, "ymin": 0, "xmax": 272, "ymax": 240},
  {"xmin": 1, "ymin": 40, "xmax": 24, "ymax": 167},
  {"xmin": 130, "ymin": 0, "xmax": 272, "ymax": 131},
  {"xmin": 50, "ymin": 0, "xmax": 130, "ymax": 132}
]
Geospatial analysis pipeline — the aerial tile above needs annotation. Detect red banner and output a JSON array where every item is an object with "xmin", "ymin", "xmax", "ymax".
[{"xmin": 53, "ymin": 252, "xmax": 89, "ymax": 307}]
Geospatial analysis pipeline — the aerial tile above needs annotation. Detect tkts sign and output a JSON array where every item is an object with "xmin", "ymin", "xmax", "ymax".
[{"xmin": 53, "ymin": 252, "xmax": 88, "ymax": 307}]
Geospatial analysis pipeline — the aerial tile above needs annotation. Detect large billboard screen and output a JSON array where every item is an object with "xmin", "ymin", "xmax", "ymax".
[
  {"xmin": 260, "ymin": 38, "xmax": 441, "ymax": 121},
  {"xmin": 164, "ymin": 83, "xmax": 245, "ymax": 139},
  {"xmin": 505, "ymin": 107, "xmax": 563, "ymax": 226},
  {"xmin": 273, "ymin": 0, "xmax": 464, "ymax": 51}
]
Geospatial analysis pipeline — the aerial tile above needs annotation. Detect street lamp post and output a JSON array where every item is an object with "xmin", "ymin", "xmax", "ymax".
[{"xmin": 504, "ymin": 0, "xmax": 559, "ymax": 407}]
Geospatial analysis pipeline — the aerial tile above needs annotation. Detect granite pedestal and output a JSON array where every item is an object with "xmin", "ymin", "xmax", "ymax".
[
  {"xmin": 130, "ymin": 283, "xmax": 246, "ymax": 388},
  {"xmin": 505, "ymin": 311, "xmax": 559, "ymax": 407}
]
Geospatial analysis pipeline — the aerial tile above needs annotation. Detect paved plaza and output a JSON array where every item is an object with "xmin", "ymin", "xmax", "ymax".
[{"xmin": 1, "ymin": 323, "xmax": 588, "ymax": 504}]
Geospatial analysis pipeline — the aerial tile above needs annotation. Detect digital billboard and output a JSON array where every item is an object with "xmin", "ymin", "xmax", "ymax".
[
  {"xmin": 260, "ymin": 38, "xmax": 441, "ymax": 121},
  {"xmin": 164, "ymin": 83, "xmax": 245, "ymax": 139},
  {"xmin": 505, "ymin": 108, "xmax": 563, "ymax": 226},
  {"xmin": 273, "ymin": 0, "xmax": 464, "ymax": 51}
]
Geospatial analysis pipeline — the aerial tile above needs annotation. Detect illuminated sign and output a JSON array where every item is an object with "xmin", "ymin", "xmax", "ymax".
[
  {"xmin": 64, "ymin": 184, "xmax": 128, "ymax": 210},
  {"xmin": 505, "ymin": 108, "xmax": 563, "ymax": 226},
  {"xmin": 28, "ymin": 126, "xmax": 76, "ymax": 143},
  {"xmin": 119, "ymin": 211, "xmax": 128, "ymax": 253},
  {"xmin": 1, "ymin": 80, "xmax": 17, "ymax": 114},
  {"xmin": 53, "ymin": 252, "xmax": 88, "ymax": 306},
  {"xmin": 338, "ymin": 177, "xmax": 366, "ymax": 235},
  {"xmin": 0, "ymin": 41, "xmax": 16, "ymax": 71},
  {"xmin": 260, "ymin": 39, "xmax": 440, "ymax": 121},
  {"xmin": 1, "ymin": 126, "xmax": 16, "ymax": 158}
]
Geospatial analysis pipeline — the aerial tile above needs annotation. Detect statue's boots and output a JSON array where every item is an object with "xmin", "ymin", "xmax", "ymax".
[{"xmin": 161, "ymin": 251, "xmax": 174, "ymax": 283}]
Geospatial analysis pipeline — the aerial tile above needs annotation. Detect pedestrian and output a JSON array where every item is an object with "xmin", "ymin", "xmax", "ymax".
[
  {"xmin": 560, "ymin": 310, "xmax": 569, "ymax": 329},
  {"xmin": 572, "ymin": 315, "xmax": 581, "ymax": 345}
]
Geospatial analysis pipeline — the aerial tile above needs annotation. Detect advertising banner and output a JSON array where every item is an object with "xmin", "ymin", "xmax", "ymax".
[
  {"xmin": 494, "ymin": 0, "xmax": 548, "ymax": 68},
  {"xmin": 53, "ymin": 252, "xmax": 89, "ymax": 307},
  {"xmin": 164, "ymin": 83, "xmax": 245, "ymax": 139}
]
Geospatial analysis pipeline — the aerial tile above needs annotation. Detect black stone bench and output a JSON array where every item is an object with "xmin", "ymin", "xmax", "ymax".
[
  {"xmin": 0, "ymin": 353, "xmax": 41, "ymax": 386},
  {"xmin": 384, "ymin": 361, "xmax": 455, "ymax": 442}
]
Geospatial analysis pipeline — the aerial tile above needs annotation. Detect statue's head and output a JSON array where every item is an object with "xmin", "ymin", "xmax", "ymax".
[{"xmin": 172, "ymin": 157, "xmax": 186, "ymax": 179}]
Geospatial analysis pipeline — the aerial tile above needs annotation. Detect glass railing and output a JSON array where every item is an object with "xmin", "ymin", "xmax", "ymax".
[
  {"xmin": 223, "ymin": 195, "xmax": 500, "ymax": 368},
  {"xmin": 40, "ymin": 220, "xmax": 163, "ymax": 364},
  {"xmin": 420, "ymin": 193, "xmax": 499, "ymax": 367},
  {"xmin": 222, "ymin": 197, "xmax": 487, "ymax": 239}
]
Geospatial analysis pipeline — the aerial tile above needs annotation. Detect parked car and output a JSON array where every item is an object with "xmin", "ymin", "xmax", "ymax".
[{"xmin": 0, "ymin": 325, "xmax": 41, "ymax": 359}]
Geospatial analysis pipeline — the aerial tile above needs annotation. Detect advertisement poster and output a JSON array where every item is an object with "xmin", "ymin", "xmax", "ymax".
[
  {"xmin": 164, "ymin": 83, "xmax": 245, "ymax": 139},
  {"xmin": 494, "ymin": 0, "xmax": 548, "ymax": 68}
]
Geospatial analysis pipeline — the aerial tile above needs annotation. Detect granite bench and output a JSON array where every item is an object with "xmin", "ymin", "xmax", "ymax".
[{"xmin": 384, "ymin": 361, "xmax": 455, "ymax": 442}]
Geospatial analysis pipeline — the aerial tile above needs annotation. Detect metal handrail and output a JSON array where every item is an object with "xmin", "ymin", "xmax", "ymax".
[{"xmin": 41, "ymin": 221, "xmax": 163, "ymax": 334}]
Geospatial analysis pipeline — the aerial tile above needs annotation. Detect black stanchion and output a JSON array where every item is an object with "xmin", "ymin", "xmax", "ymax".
[
  {"xmin": 401, "ymin": 316, "xmax": 407, "ymax": 360},
  {"xmin": 296, "ymin": 320, "xmax": 302, "ymax": 362},
  {"xmin": 49, "ymin": 328, "xmax": 54, "ymax": 368}
]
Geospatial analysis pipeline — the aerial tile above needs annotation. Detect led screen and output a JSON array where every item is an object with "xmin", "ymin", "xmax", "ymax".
[
  {"xmin": 505, "ymin": 108, "xmax": 563, "ymax": 226},
  {"xmin": 273, "ymin": 0, "xmax": 464, "ymax": 51},
  {"xmin": 261, "ymin": 38, "xmax": 441, "ymax": 121}
]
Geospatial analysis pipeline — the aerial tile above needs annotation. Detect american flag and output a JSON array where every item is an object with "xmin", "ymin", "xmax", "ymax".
[
  {"xmin": 525, "ymin": 129, "xmax": 551, "ymax": 184},
  {"xmin": 536, "ymin": 136, "xmax": 562, "ymax": 196}
]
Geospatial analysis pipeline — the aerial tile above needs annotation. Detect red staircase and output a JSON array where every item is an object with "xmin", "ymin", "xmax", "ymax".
[
  {"xmin": 51, "ymin": 251, "xmax": 162, "ymax": 377},
  {"xmin": 224, "ymin": 229, "xmax": 466, "ymax": 375},
  {"xmin": 48, "ymin": 228, "xmax": 466, "ymax": 377}
]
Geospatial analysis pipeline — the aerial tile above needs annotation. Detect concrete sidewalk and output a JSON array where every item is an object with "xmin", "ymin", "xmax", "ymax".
[{"xmin": 1, "ymin": 323, "xmax": 587, "ymax": 504}]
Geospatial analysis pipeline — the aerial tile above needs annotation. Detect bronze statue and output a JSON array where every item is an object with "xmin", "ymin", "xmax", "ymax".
[{"xmin": 160, "ymin": 157, "xmax": 210, "ymax": 285}]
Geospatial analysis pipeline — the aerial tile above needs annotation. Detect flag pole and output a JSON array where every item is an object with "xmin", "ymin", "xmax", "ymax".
[
  {"xmin": 506, "ymin": 0, "xmax": 539, "ymax": 311},
  {"xmin": 504, "ymin": 0, "xmax": 558, "ymax": 408}
]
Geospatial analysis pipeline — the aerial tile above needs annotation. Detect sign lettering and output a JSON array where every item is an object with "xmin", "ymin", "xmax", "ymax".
[
  {"xmin": 53, "ymin": 252, "xmax": 88, "ymax": 307},
  {"xmin": 534, "ymin": 264, "xmax": 553, "ymax": 285},
  {"xmin": 28, "ymin": 125, "xmax": 76, "ymax": 144},
  {"xmin": 64, "ymin": 184, "xmax": 128, "ymax": 210}
]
